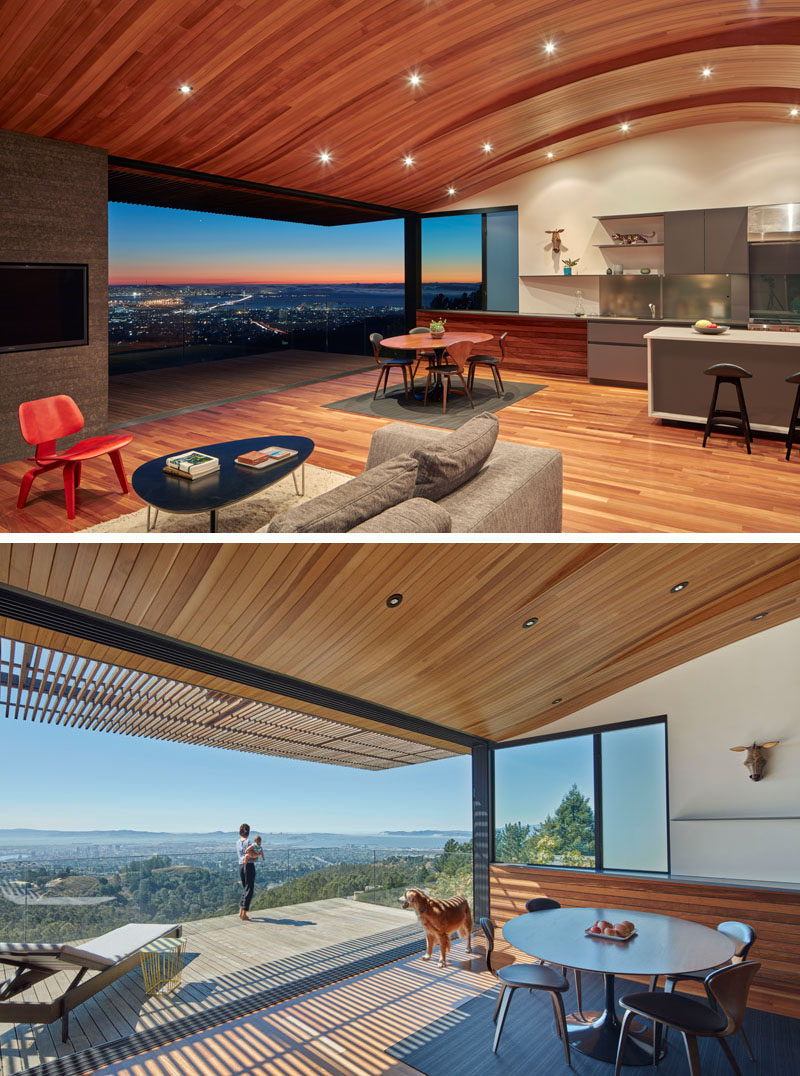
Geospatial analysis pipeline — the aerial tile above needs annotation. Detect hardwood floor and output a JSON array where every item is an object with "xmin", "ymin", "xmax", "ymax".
[{"xmin": 2, "ymin": 353, "xmax": 800, "ymax": 532}]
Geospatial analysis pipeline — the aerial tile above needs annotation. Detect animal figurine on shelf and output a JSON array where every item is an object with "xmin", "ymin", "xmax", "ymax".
[
  {"xmin": 545, "ymin": 228, "xmax": 565, "ymax": 252},
  {"xmin": 611, "ymin": 232, "xmax": 657, "ymax": 245},
  {"xmin": 730, "ymin": 740, "xmax": 779, "ymax": 781}
]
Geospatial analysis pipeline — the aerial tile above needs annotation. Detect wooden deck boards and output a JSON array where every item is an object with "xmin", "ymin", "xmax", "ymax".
[
  {"xmin": 2, "ymin": 352, "xmax": 800, "ymax": 531},
  {"xmin": 0, "ymin": 899, "xmax": 415, "ymax": 1076}
]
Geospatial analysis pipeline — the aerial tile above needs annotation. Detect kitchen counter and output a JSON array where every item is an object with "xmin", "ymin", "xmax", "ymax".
[{"xmin": 645, "ymin": 326, "xmax": 800, "ymax": 432}]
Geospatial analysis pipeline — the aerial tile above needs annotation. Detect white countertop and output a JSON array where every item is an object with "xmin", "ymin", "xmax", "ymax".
[{"xmin": 645, "ymin": 326, "xmax": 800, "ymax": 347}]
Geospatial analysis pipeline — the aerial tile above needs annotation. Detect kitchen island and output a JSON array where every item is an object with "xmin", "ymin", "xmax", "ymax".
[{"xmin": 646, "ymin": 326, "xmax": 800, "ymax": 433}]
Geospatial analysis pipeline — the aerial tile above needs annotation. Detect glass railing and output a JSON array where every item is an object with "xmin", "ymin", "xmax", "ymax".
[
  {"xmin": 0, "ymin": 845, "xmax": 474, "ymax": 944},
  {"xmin": 108, "ymin": 301, "xmax": 406, "ymax": 375}
]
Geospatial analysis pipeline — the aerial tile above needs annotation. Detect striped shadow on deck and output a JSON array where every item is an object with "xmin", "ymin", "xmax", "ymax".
[
  {"xmin": 7, "ymin": 923, "xmax": 425, "ymax": 1076},
  {"xmin": 387, "ymin": 973, "xmax": 800, "ymax": 1076}
]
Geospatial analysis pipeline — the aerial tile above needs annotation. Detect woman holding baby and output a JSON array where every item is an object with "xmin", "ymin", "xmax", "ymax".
[{"xmin": 236, "ymin": 822, "xmax": 263, "ymax": 921}]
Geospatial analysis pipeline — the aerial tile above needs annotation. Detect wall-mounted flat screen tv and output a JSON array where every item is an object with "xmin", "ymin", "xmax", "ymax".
[{"xmin": 0, "ymin": 263, "xmax": 88, "ymax": 353}]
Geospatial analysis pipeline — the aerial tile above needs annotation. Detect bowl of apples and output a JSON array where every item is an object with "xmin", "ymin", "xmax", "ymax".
[
  {"xmin": 585, "ymin": 919, "xmax": 637, "ymax": 941},
  {"xmin": 693, "ymin": 319, "xmax": 729, "ymax": 335}
]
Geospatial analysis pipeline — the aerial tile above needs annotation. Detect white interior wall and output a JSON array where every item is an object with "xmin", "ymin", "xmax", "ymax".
[
  {"xmin": 522, "ymin": 618, "xmax": 800, "ymax": 884},
  {"xmin": 448, "ymin": 122, "xmax": 800, "ymax": 314}
]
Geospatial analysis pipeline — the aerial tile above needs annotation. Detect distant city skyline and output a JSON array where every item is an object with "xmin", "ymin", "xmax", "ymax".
[{"xmin": 108, "ymin": 203, "xmax": 481, "ymax": 286}]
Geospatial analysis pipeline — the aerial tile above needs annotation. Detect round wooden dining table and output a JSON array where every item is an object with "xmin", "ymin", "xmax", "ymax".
[
  {"xmin": 502, "ymin": 906, "xmax": 735, "ymax": 1067},
  {"xmin": 379, "ymin": 330, "xmax": 493, "ymax": 352}
]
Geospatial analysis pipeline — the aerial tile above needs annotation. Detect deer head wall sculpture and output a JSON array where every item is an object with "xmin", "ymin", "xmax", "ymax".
[
  {"xmin": 545, "ymin": 229, "xmax": 564, "ymax": 252},
  {"xmin": 730, "ymin": 741, "xmax": 780, "ymax": 781}
]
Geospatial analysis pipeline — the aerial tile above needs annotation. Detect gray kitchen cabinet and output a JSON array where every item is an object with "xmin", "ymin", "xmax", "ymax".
[
  {"xmin": 705, "ymin": 207, "xmax": 748, "ymax": 274},
  {"xmin": 587, "ymin": 342, "xmax": 647, "ymax": 385},
  {"xmin": 664, "ymin": 210, "xmax": 705, "ymax": 274}
]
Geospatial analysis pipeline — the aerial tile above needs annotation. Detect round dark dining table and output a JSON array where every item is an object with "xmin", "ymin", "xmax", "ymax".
[{"xmin": 502, "ymin": 906, "xmax": 735, "ymax": 1066}]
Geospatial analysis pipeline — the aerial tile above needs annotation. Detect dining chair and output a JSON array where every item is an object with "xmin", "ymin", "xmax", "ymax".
[
  {"xmin": 369, "ymin": 332, "xmax": 414, "ymax": 400},
  {"xmin": 524, "ymin": 897, "xmax": 585, "ymax": 1018},
  {"xmin": 650, "ymin": 921, "xmax": 756, "ymax": 1060},
  {"xmin": 17, "ymin": 394, "xmax": 133, "ymax": 520},
  {"xmin": 467, "ymin": 331, "xmax": 507, "ymax": 397},
  {"xmin": 423, "ymin": 338, "xmax": 474, "ymax": 415},
  {"xmin": 615, "ymin": 961, "xmax": 760, "ymax": 1076},
  {"xmin": 409, "ymin": 326, "xmax": 437, "ymax": 380},
  {"xmin": 479, "ymin": 917, "xmax": 570, "ymax": 1062}
]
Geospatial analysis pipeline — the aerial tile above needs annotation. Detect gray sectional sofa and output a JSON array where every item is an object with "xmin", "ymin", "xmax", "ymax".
[{"xmin": 265, "ymin": 414, "xmax": 562, "ymax": 533}]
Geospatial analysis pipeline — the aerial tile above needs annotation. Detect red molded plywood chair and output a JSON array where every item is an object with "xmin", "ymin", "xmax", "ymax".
[{"xmin": 17, "ymin": 395, "xmax": 133, "ymax": 520}]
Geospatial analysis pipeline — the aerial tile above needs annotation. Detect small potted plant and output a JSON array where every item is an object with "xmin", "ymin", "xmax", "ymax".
[
  {"xmin": 429, "ymin": 317, "xmax": 446, "ymax": 337},
  {"xmin": 562, "ymin": 257, "xmax": 580, "ymax": 276}
]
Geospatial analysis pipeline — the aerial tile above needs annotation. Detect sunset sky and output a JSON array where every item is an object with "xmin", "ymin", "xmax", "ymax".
[{"xmin": 108, "ymin": 203, "xmax": 481, "ymax": 285}]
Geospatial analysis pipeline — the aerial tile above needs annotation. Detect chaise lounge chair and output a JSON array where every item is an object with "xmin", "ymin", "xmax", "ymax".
[{"xmin": 0, "ymin": 922, "xmax": 181, "ymax": 1042}]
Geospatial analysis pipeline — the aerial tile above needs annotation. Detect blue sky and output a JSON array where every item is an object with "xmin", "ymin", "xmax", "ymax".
[
  {"xmin": 494, "ymin": 736, "xmax": 595, "ymax": 827},
  {"xmin": 0, "ymin": 717, "xmax": 472, "ymax": 833},
  {"xmin": 109, "ymin": 203, "xmax": 405, "ymax": 285}
]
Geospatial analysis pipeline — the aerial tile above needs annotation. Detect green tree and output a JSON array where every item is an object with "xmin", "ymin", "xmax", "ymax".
[
  {"xmin": 495, "ymin": 821, "xmax": 532, "ymax": 863},
  {"xmin": 535, "ymin": 783, "xmax": 595, "ymax": 857}
]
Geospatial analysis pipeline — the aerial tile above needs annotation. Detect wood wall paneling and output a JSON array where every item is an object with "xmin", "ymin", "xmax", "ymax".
[
  {"xmin": 490, "ymin": 863, "xmax": 800, "ymax": 1019},
  {"xmin": 416, "ymin": 311, "xmax": 588, "ymax": 378}
]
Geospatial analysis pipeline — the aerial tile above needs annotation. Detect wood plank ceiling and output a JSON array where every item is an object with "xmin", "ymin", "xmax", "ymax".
[
  {"xmin": 1, "ymin": 543, "xmax": 799, "ymax": 747},
  {"xmin": 0, "ymin": 1, "xmax": 798, "ymax": 213}
]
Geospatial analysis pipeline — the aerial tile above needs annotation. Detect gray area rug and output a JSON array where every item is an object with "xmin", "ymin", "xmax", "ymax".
[
  {"xmin": 324, "ymin": 379, "xmax": 547, "ymax": 430},
  {"xmin": 80, "ymin": 464, "xmax": 349, "ymax": 533},
  {"xmin": 387, "ymin": 974, "xmax": 796, "ymax": 1075}
]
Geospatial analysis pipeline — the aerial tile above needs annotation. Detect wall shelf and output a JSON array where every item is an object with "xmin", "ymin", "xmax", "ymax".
[
  {"xmin": 595, "ymin": 243, "xmax": 664, "ymax": 250},
  {"xmin": 595, "ymin": 213, "xmax": 665, "ymax": 222},
  {"xmin": 672, "ymin": 816, "xmax": 800, "ymax": 822}
]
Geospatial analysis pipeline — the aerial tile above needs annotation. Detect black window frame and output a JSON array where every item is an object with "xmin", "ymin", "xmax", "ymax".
[
  {"xmin": 492, "ymin": 714, "xmax": 670, "ymax": 875},
  {"xmin": 419, "ymin": 205, "xmax": 519, "ymax": 313}
]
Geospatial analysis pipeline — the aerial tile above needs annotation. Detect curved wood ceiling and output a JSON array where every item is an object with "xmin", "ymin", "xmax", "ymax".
[{"xmin": 0, "ymin": 1, "xmax": 798, "ymax": 212}]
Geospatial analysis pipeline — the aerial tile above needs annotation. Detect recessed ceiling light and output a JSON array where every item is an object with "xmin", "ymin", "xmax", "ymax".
[
  {"xmin": 701, "ymin": 67, "xmax": 713, "ymax": 78},
  {"xmin": 669, "ymin": 581, "xmax": 690, "ymax": 593},
  {"xmin": 791, "ymin": 108, "xmax": 799, "ymax": 117},
  {"xmin": 544, "ymin": 41, "xmax": 556, "ymax": 55},
  {"xmin": 482, "ymin": 141, "xmax": 493, "ymax": 153},
  {"xmin": 179, "ymin": 84, "xmax": 193, "ymax": 94},
  {"xmin": 386, "ymin": 593, "xmax": 403, "ymax": 608},
  {"xmin": 750, "ymin": 611, "xmax": 768, "ymax": 621},
  {"xmin": 522, "ymin": 617, "xmax": 538, "ymax": 629},
  {"xmin": 447, "ymin": 186, "xmax": 456, "ymax": 196},
  {"xmin": 317, "ymin": 150, "xmax": 332, "ymax": 164},
  {"xmin": 403, "ymin": 154, "xmax": 415, "ymax": 167},
  {"xmin": 620, "ymin": 123, "xmax": 630, "ymax": 133},
  {"xmin": 546, "ymin": 151, "xmax": 554, "ymax": 159},
  {"xmin": 408, "ymin": 72, "xmax": 422, "ymax": 87},
  {"xmin": 551, "ymin": 697, "xmax": 562, "ymax": 705}
]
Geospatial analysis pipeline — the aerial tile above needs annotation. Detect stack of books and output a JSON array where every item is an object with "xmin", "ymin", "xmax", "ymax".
[
  {"xmin": 164, "ymin": 450, "xmax": 220, "ymax": 480},
  {"xmin": 235, "ymin": 446, "xmax": 298, "ymax": 469}
]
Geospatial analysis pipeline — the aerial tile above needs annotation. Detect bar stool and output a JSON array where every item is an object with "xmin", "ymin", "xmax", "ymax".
[
  {"xmin": 702, "ymin": 363, "xmax": 753, "ymax": 454},
  {"xmin": 784, "ymin": 372, "xmax": 800, "ymax": 460}
]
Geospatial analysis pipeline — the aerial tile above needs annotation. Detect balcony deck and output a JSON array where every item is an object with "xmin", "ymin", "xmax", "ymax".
[{"xmin": 0, "ymin": 898, "xmax": 419, "ymax": 1076}]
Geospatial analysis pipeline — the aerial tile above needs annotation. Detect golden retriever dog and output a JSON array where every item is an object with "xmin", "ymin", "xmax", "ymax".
[{"xmin": 401, "ymin": 889, "xmax": 473, "ymax": 967}]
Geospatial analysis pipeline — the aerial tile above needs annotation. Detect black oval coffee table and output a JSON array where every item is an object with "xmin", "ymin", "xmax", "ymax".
[{"xmin": 132, "ymin": 435, "xmax": 314, "ymax": 532}]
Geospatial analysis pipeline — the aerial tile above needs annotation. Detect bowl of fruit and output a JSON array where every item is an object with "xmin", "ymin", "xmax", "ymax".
[
  {"xmin": 693, "ymin": 319, "xmax": 729, "ymax": 335},
  {"xmin": 586, "ymin": 919, "xmax": 637, "ymax": 941}
]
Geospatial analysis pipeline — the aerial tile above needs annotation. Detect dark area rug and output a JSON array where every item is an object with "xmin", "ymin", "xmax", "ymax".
[
  {"xmin": 387, "ymin": 973, "xmax": 799, "ymax": 1076},
  {"xmin": 323, "ymin": 379, "xmax": 547, "ymax": 430}
]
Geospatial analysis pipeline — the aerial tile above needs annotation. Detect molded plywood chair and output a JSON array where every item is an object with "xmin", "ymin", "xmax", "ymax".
[
  {"xmin": 650, "ymin": 921, "xmax": 757, "ymax": 1060},
  {"xmin": 525, "ymin": 897, "xmax": 586, "ymax": 1018},
  {"xmin": 423, "ymin": 338, "xmax": 474, "ymax": 415},
  {"xmin": 369, "ymin": 332, "xmax": 414, "ymax": 400},
  {"xmin": 616, "ymin": 961, "xmax": 760, "ymax": 1076},
  {"xmin": 17, "ymin": 395, "xmax": 133, "ymax": 520},
  {"xmin": 409, "ymin": 326, "xmax": 437, "ymax": 380},
  {"xmin": 467, "ymin": 331, "xmax": 507, "ymax": 397},
  {"xmin": 479, "ymin": 917, "xmax": 570, "ymax": 1062}
]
